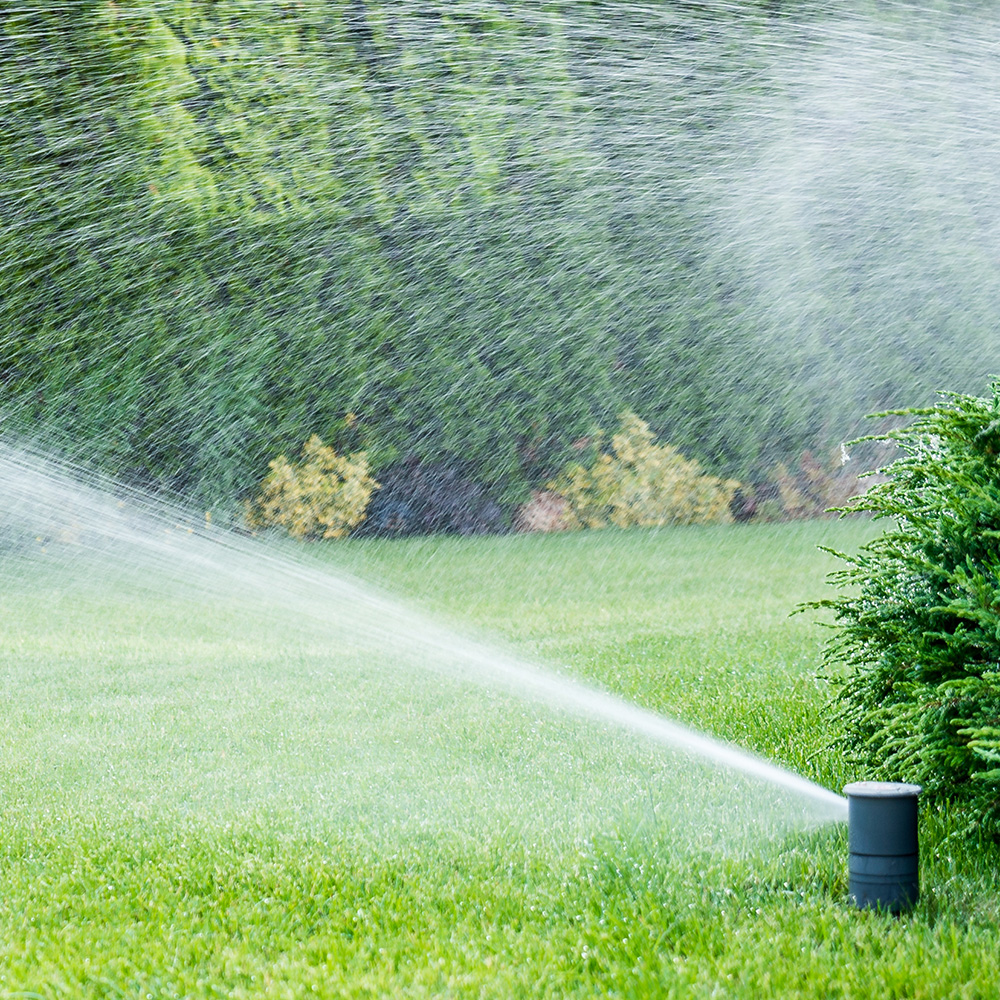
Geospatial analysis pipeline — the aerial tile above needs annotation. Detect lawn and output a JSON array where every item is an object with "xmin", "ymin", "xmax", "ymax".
[{"xmin": 1, "ymin": 518, "xmax": 998, "ymax": 998}]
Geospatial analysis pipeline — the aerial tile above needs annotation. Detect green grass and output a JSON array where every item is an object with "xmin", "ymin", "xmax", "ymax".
[{"xmin": 2, "ymin": 519, "xmax": 999, "ymax": 998}]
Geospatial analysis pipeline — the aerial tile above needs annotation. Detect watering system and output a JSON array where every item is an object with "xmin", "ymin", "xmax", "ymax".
[{"xmin": 843, "ymin": 781, "xmax": 921, "ymax": 913}]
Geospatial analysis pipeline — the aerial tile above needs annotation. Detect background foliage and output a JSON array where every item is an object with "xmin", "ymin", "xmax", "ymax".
[{"xmin": 3, "ymin": 2, "xmax": 1000, "ymax": 519}]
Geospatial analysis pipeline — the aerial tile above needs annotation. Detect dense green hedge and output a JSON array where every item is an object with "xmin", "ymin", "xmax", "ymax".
[
  {"xmin": 2, "ymin": 2, "xmax": 998, "ymax": 517},
  {"xmin": 2, "ymin": 3, "xmax": 620, "ymax": 509}
]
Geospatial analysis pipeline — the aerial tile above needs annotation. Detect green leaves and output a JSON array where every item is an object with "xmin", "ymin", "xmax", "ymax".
[
  {"xmin": 8, "ymin": 3, "xmax": 1000, "ymax": 522},
  {"xmin": 813, "ymin": 383, "xmax": 1000, "ymax": 833},
  {"xmin": 1, "ymin": 2, "xmax": 617, "ymax": 512}
]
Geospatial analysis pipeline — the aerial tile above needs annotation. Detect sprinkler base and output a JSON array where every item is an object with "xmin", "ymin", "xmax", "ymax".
[{"xmin": 844, "ymin": 781, "xmax": 921, "ymax": 913}]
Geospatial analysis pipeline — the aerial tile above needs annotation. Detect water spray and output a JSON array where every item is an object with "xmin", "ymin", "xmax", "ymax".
[{"xmin": 844, "ymin": 781, "xmax": 921, "ymax": 913}]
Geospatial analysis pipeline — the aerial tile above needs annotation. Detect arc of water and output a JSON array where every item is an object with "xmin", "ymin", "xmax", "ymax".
[{"xmin": 0, "ymin": 443, "xmax": 847, "ymax": 821}]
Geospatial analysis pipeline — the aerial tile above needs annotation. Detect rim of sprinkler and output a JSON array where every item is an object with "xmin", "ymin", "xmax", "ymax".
[{"xmin": 843, "ymin": 781, "xmax": 922, "ymax": 798}]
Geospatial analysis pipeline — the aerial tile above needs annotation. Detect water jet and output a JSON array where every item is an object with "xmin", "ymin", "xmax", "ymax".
[
  {"xmin": 844, "ymin": 781, "xmax": 921, "ymax": 913},
  {"xmin": 0, "ymin": 444, "xmax": 848, "ymax": 843}
]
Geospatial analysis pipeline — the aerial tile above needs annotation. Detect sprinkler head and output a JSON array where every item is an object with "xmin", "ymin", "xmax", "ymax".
[{"xmin": 843, "ymin": 781, "xmax": 921, "ymax": 913}]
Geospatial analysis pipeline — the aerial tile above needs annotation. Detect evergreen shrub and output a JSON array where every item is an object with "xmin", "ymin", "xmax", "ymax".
[
  {"xmin": 548, "ymin": 412, "xmax": 738, "ymax": 529},
  {"xmin": 812, "ymin": 384, "xmax": 1000, "ymax": 832},
  {"xmin": 249, "ymin": 435, "xmax": 378, "ymax": 540}
]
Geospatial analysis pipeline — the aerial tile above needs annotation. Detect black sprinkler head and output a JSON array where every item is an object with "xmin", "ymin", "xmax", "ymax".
[{"xmin": 844, "ymin": 781, "xmax": 921, "ymax": 913}]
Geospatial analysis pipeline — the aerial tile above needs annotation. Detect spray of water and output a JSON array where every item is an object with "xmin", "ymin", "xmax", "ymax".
[
  {"xmin": 5, "ymin": 3, "xmax": 999, "ymax": 506},
  {"xmin": 15, "ymin": 0, "xmax": 993, "ymax": 847},
  {"xmin": 0, "ymin": 444, "xmax": 846, "ymax": 847}
]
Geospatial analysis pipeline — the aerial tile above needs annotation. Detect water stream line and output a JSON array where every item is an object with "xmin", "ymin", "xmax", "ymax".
[{"xmin": 0, "ymin": 443, "xmax": 847, "ymax": 823}]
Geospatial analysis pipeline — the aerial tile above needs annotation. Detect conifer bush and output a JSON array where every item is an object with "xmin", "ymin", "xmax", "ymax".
[
  {"xmin": 548, "ymin": 412, "xmax": 738, "ymax": 529},
  {"xmin": 249, "ymin": 435, "xmax": 378, "ymax": 540},
  {"xmin": 814, "ymin": 385, "xmax": 1000, "ymax": 831}
]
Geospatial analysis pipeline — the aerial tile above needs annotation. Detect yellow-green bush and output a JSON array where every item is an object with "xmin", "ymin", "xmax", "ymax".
[
  {"xmin": 250, "ymin": 435, "xmax": 378, "ymax": 540},
  {"xmin": 548, "ymin": 412, "xmax": 738, "ymax": 529}
]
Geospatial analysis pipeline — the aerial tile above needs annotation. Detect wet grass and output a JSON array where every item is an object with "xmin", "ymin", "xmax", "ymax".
[{"xmin": 2, "ymin": 519, "xmax": 998, "ymax": 998}]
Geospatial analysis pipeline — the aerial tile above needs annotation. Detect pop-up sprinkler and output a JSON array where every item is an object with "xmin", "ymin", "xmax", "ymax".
[{"xmin": 844, "ymin": 781, "xmax": 921, "ymax": 913}]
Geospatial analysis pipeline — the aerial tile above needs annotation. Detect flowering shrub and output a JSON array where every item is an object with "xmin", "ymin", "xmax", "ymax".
[
  {"xmin": 249, "ymin": 435, "xmax": 378, "ymax": 540},
  {"xmin": 548, "ymin": 412, "xmax": 738, "ymax": 529}
]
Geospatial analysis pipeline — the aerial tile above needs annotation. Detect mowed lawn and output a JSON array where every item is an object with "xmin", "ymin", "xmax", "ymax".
[{"xmin": 1, "ymin": 519, "xmax": 998, "ymax": 998}]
